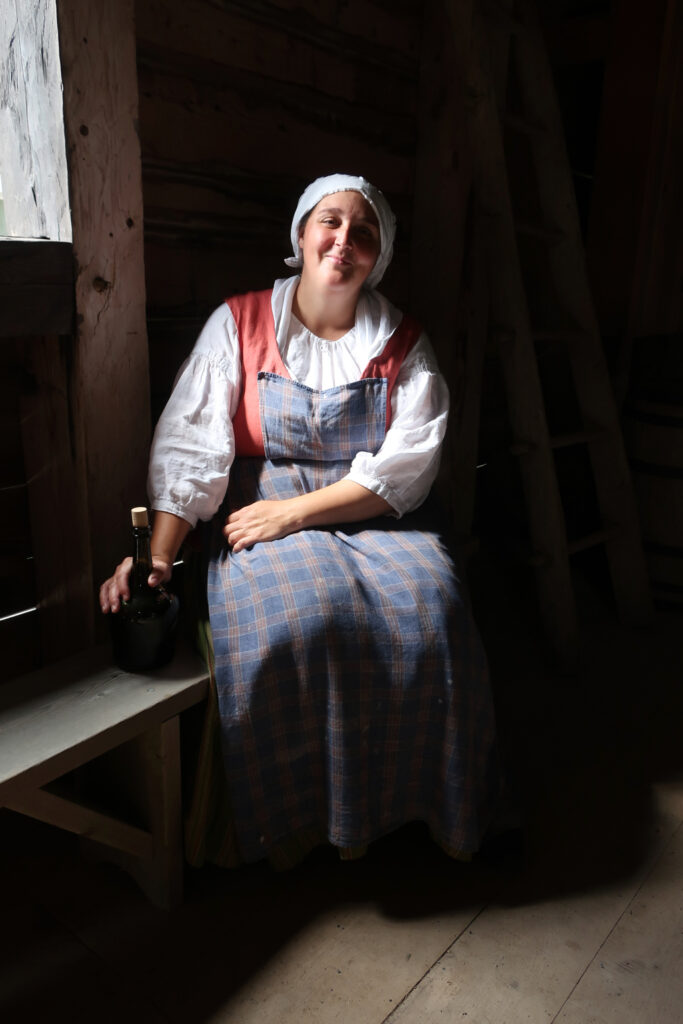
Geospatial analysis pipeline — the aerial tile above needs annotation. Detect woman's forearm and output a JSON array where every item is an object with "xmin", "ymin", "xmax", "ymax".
[
  {"xmin": 151, "ymin": 510, "xmax": 193, "ymax": 566},
  {"xmin": 223, "ymin": 480, "xmax": 393, "ymax": 552},
  {"xmin": 288, "ymin": 479, "xmax": 392, "ymax": 529}
]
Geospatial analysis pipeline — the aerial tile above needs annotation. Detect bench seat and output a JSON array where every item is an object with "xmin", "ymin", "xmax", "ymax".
[{"xmin": 0, "ymin": 644, "xmax": 209, "ymax": 909}]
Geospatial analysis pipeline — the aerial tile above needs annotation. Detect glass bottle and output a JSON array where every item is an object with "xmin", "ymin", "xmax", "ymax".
[{"xmin": 110, "ymin": 506, "xmax": 179, "ymax": 672}]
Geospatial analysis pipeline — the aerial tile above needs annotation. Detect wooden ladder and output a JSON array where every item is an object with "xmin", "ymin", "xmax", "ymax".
[{"xmin": 457, "ymin": 0, "xmax": 653, "ymax": 665}]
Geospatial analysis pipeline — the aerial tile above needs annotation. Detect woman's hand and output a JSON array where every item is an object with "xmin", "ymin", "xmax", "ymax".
[
  {"xmin": 223, "ymin": 500, "xmax": 297, "ymax": 553},
  {"xmin": 99, "ymin": 556, "xmax": 173, "ymax": 613}
]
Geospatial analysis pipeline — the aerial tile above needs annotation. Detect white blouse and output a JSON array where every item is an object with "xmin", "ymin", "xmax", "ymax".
[{"xmin": 148, "ymin": 277, "xmax": 449, "ymax": 528}]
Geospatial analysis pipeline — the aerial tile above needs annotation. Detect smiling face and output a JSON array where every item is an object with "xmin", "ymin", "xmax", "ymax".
[{"xmin": 298, "ymin": 190, "xmax": 381, "ymax": 296}]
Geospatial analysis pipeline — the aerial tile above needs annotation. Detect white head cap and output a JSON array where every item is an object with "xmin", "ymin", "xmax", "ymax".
[{"xmin": 284, "ymin": 173, "xmax": 396, "ymax": 289}]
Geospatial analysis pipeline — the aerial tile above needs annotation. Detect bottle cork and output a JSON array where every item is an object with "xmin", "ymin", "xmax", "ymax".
[{"xmin": 131, "ymin": 506, "xmax": 149, "ymax": 528}]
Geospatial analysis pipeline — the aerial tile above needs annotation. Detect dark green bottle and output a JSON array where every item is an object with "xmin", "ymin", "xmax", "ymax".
[{"xmin": 110, "ymin": 506, "xmax": 179, "ymax": 672}]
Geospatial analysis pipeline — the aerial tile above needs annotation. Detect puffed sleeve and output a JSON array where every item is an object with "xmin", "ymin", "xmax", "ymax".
[
  {"xmin": 346, "ymin": 332, "xmax": 449, "ymax": 516},
  {"xmin": 147, "ymin": 305, "xmax": 242, "ymax": 528}
]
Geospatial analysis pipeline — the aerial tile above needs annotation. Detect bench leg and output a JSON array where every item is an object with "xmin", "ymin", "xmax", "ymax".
[
  {"xmin": 138, "ymin": 715, "xmax": 184, "ymax": 909},
  {"xmin": 81, "ymin": 715, "xmax": 184, "ymax": 910}
]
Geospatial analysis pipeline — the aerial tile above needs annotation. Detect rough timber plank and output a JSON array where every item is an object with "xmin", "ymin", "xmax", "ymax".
[
  {"xmin": 136, "ymin": 0, "xmax": 417, "ymax": 109},
  {"xmin": 387, "ymin": 785, "xmax": 683, "ymax": 1023}
]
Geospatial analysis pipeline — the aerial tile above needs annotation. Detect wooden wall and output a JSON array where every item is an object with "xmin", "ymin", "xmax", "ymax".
[
  {"xmin": 4, "ymin": 0, "xmax": 681, "ymax": 680},
  {"xmin": 134, "ymin": 0, "xmax": 425, "ymax": 416}
]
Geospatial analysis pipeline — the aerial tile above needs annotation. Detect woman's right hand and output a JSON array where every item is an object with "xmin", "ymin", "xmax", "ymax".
[{"xmin": 99, "ymin": 556, "xmax": 173, "ymax": 614}]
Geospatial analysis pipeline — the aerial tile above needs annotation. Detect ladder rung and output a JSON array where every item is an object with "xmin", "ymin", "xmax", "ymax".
[
  {"xmin": 515, "ymin": 219, "xmax": 566, "ymax": 245},
  {"xmin": 550, "ymin": 429, "xmax": 600, "ymax": 450},
  {"xmin": 502, "ymin": 112, "xmax": 547, "ymax": 136},
  {"xmin": 567, "ymin": 528, "xmax": 614, "ymax": 556}
]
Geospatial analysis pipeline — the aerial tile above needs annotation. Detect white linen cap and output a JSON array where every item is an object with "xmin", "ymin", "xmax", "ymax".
[{"xmin": 284, "ymin": 173, "xmax": 396, "ymax": 288}]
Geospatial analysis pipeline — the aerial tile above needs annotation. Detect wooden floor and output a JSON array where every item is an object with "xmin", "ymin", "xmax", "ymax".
[{"xmin": 2, "ymin": 556, "xmax": 682, "ymax": 1024}]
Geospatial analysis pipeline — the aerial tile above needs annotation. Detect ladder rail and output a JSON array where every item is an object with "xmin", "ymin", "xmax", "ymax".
[
  {"xmin": 451, "ymin": 0, "xmax": 654, "ymax": 664},
  {"xmin": 513, "ymin": 1, "xmax": 653, "ymax": 625},
  {"xmin": 467, "ymin": 1, "xmax": 581, "ymax": 665}
]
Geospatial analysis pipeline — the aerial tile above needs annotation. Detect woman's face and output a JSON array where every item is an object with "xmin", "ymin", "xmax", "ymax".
[{"xmin": 298, "ymin": 191, "xmax": 380, "ymax": 294}]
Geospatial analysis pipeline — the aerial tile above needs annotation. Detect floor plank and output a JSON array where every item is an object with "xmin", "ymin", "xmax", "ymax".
[
  {"xmin": 37, "ymin": 827, "xmax": 492, "ymax": 1024},
  {"xmin": 203, "ymin": 901, "xmax": 481, "ymax": 1024},
  {"xmin": 386, "ymin": 784, "xmax": 683, "ymax": 1024},
  {"xmin": 556, "ymin": 817, "xmax": 683, "ymax": 1023}
]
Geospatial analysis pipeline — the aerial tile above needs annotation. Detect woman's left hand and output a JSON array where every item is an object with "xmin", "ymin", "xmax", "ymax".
[{"xmin": 223, "ymin": 500, "xmax": 297, "ymax": 552}]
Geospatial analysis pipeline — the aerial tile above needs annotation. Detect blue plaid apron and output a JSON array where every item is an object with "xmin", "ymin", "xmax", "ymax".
[{"xmin": 207, "ymin": 372, "xmax": 498, "ymax": 862}]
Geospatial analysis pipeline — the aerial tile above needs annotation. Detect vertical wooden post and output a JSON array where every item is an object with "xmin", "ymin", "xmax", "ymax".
[{"xmin": 57, "ymin": 0, "xmax": 151, "ymax": 597}]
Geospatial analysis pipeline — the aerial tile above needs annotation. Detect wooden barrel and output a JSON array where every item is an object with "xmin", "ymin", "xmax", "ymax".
[{"xmin": 624, "ymin": 399, "xmax": 683, "ymax": 606}]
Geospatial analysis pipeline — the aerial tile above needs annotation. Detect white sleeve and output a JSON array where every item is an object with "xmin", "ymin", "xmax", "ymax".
[
  {"xmin": 147, "ymin": 305, "xmax": 242, "ymax": 528},
  {"xmin": 346, "ymin": 332, "xmax": 449, "ymax": 517}
]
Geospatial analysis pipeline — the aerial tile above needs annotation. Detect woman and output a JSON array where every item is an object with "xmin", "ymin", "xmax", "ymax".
[{"xmin": 101, "ymin": 173, "xmax": 499, "ymax": 867}]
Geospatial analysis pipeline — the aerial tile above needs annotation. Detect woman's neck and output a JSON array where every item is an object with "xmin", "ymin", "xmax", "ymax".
[{"xmin": 292, "ymin": 277, "xmax": 360, "ymax": 341}]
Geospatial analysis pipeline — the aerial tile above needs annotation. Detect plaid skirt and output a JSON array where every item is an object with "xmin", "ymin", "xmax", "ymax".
[{"xmin": 202, "ymin": 455, "xmax": 499, "ymax": 865}]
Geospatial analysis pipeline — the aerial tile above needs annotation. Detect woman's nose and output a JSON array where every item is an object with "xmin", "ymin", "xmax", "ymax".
[{"xmin": 335, "ymin": 224, "xmax": 351, "ymax": 247}]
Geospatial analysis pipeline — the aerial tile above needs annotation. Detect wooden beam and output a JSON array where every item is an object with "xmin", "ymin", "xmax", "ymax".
[
  {"xmin": 0, "ymin": 241, "xmax": 74, "ymax": 336},
  {"xmin": 57, "ymin": 0, "xmax": 151, "ymax": 596},
  {"xmin": 137, "ymin": 41, "xmax": 416, "ymax": 158},
  {"xmin": 135, "ymin": 1, "xmax": 417, "ymax": 131},
  {"xmin": 203, "ymin": 0, "xmax": 416, "ymax": 79}
]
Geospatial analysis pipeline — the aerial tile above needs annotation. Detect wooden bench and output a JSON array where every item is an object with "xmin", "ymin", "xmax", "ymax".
[{"xmin": 0, "ymin": 644, "xmax": 209, "ymax": 909}]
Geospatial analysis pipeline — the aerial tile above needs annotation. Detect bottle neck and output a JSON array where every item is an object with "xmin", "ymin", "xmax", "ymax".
[{"xmin": 131, "ymin": 525, "xmax": 153, "ymax": 590}]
